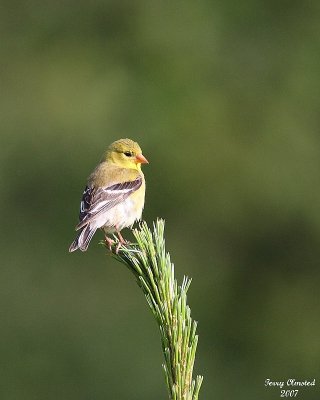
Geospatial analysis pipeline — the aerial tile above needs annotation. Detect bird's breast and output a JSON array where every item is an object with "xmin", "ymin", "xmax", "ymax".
[{"xmin": 100, "ymin": 189, "xmax": 145, "ymax": 233}]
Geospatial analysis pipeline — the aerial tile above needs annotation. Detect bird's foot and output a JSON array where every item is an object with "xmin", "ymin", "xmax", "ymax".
[
  {"xmin": 115, "ymin": 242, "xmax": 122, "ymax": 254},
  {"xmin": 105, "ymin": 236, "xmax": 115, "ymax": 251},
  {"xmin": 115, "ymin": 231, "xmax": 129, "ymax": 254},
  {"xmin": 117, "ymin": 231, "xmax": 126, "ymax": 244}
]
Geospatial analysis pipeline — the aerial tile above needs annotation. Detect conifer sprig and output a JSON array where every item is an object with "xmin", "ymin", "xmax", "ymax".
[{"xmin": 108, "ymin": 219, "xmax": 203, "ymax": 400}]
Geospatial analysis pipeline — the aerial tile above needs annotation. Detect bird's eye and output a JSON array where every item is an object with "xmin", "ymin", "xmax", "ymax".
[{"xmin": 124, "ymin": 151, "xmax": 133, "ymax": 157}]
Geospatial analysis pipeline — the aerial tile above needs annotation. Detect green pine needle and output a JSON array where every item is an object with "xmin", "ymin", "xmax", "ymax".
[{"xmin": 106, "ymin": 219, "xmax": 203, "ymax": 400}]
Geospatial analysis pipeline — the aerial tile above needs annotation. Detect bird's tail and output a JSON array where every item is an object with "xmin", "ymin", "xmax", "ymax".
[{"xmin": 69, "ymin": 225, "xmax": 97, "ymax": 252}]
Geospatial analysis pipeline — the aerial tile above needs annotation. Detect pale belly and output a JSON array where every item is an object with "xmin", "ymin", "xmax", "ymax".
[{"xmin": 90, "ymin": 196, "xmax": 143, "ymax": 233}]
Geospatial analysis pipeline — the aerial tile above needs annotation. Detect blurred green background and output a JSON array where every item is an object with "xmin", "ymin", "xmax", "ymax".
[{"xmin": 1, "ymin": 1, "xmax": 320, "ymax": 399}]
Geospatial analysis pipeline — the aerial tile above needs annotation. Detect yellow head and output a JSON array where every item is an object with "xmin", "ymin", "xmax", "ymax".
[{"xmin": 104, "ymin": 138, "xmax": 149, "ymax": 170}]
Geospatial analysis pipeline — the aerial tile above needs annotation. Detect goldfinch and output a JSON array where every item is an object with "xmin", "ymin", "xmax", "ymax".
[{"xmin": 69, "ymin": 138, "xmax": 148, "ymax": 253}]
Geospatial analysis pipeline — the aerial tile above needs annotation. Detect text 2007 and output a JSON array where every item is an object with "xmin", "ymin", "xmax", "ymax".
[{"xmin": 280, "ymin": 390, "xmax": 298, "ymax": 397}]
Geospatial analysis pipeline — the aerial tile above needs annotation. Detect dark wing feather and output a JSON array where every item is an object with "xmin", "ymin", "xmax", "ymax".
[
  {"xmin": 75, "ymin": 177, "xmax": 142, "ymax": 230},
  {"xmin": 79, "ymin": 186, "xmax": 93, "ymax": 221}
]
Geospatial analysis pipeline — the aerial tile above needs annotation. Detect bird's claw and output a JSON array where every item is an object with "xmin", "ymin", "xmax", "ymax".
[
  {"xmin": 105, "ymin": 232, "xmax": 131, "ymax": 254},
  {"xmin": 105, "ymin": 236, "xmax": 115, "ymax": 251},
  {"xmin": 113, "ymin": 231, "xmax": 130, "ymax": 253},
  {"xmin": 115, "ymin": 241, "xmax": 123, "ymax": 254}
]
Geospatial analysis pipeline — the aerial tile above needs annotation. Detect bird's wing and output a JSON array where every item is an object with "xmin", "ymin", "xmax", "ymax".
[{"xmin": 75, "ymin": 176, "xmax": 143, "ymax": 230}]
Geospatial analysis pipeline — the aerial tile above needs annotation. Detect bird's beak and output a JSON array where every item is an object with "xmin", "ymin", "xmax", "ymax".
[{"xmin": 135, "ymin": 154, "xmax": 149, "ymax": 164}]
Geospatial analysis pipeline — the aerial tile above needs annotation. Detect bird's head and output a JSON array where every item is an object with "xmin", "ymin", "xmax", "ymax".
[{"xmin": 105, "ymin": 138, "xmax": 149, "ymax": 170}]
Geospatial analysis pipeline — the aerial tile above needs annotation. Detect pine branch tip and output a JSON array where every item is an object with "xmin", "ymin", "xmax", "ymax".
[{"xmin": 103, "ymin": 218, "xmax": 203, "ymax": 399}]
